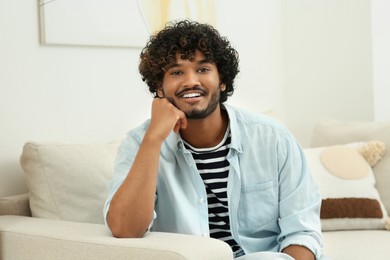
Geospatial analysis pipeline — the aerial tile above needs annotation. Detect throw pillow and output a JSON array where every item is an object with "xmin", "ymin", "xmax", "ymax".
[
  {"xmin": 20, "ymin": 141, "xmax": 120, "ymax": 224},
  {"xmin": 311, "ymin": 119, "xmax": 390, "ymax": 214},
  {"xmin": 304, "ymin": 141, "xmax": 390, "ymax": 231}
]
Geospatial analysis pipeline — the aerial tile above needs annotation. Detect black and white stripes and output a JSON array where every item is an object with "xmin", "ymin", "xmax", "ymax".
[{"xmin": 184, "ymin": 130, "xmax": 244, "ymax": 257}]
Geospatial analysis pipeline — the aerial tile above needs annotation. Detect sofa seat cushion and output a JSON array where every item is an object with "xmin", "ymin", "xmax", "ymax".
[
  {"xmin": 322, "ymin": 230, "xmax": 390, "ymax": 260},
  {"xmin": 20, "ymin": 141, "xmax": 120, "ymax": 224}
]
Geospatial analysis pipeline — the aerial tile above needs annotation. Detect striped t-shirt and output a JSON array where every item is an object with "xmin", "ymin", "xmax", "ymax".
[{"xmin": 184, "ymin": 128, "xmax": 244, "ymax": 257}]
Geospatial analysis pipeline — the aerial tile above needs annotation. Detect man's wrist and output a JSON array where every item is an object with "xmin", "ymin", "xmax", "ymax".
[{"xmin": 143, "ymin": 132, "xmax": 165, "ymax": 147}]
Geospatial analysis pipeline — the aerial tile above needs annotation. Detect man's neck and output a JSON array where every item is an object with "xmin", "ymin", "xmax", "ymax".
[{"xmin": 180, "ymin": 107, "xmax": 228, "ymax": 148}]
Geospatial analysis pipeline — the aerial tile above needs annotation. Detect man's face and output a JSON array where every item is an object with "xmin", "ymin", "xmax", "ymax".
[{"xmin": 158, "ymin": 50, "xmax": 226, "ymax": 119}]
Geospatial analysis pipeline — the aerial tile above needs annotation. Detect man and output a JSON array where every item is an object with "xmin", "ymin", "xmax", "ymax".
[{"xmin": 104, "ymin": 20, "xmax": 323, "ymax": 259}]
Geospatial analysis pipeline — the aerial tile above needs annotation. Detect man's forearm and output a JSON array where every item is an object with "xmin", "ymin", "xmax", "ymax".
[{"xmin": 107, "ymin": 135, "xmax": 162, "ymax": 238}]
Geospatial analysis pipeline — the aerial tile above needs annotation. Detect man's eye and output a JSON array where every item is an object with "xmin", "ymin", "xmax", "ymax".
[
  {"xmin": 170, "ymin": 71, "xmax": 182, "ymax": 76},
  {"xmin": 198, "ymin": 67, "xmax": 210, "ymax": 73}
]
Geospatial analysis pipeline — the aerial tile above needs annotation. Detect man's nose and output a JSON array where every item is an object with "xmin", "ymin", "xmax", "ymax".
[{"xmin": 182, "ymin": 71, "xmax": 200, "ymax": 88}]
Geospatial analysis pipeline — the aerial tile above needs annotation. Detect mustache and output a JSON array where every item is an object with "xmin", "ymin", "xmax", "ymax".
[{"xmin": 175, "ymin": 86, "xmax": 208, "ymax": 97}]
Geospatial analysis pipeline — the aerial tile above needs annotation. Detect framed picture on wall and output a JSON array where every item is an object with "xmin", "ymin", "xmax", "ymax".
[
  {"xmin": 38, "ymin": 0, "xmax": 150, "ymax": 48},
  {"xmin": 38, "ymin": 0, "xmax": 216, "ymax": 48}
]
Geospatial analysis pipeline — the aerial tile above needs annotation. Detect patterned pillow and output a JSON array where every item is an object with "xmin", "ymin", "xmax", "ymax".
[{"xmin": 304, "ymin": 141, "xmax": 390, "ymax": 231}]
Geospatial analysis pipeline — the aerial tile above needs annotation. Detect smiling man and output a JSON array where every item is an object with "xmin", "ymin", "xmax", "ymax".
[{"xmin": 104, "ymin": 20, "xmax": 323, "ymax": 260}]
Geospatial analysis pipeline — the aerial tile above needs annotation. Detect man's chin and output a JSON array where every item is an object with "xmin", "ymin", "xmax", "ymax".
[
  {"xmin": 166, "ymin": 96, "xmax": 220, "ymax": 119},
  {"xmin": 186, "ymin": 113, "xmax": 207, "ymax": 120},
  {"xmin": 184, "ymin": 107, "xmax": 217, "ymax": 119},
  {"xmin": 181, "ymin": 109, "xmax": 200, "ymax": 119}
]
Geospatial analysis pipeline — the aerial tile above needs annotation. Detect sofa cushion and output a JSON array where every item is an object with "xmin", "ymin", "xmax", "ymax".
[
  {"xmin": 322, "ymin": 230, "xmax": 390, "ymax": 260},
  {"xmin": 304, "ymin": 141, "xmax": 389, "ymax": 231},
  {"xmin": 20, "ymin": 141, "xmax": 120, "ymax": 224},
  {"xmin": 311, "ymin": 119, "xmax": 390, "ymax": 214},
  {"xmin": 0, "ymin": 193, "xmax": 31, "ymax": 216}
]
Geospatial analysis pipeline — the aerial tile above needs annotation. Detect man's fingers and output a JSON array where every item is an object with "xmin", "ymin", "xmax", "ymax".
[
  {"xmin": 179, "ymin": 112, "xmax": 187, "ymax": 130},
  {"xmin": 173, "ymin": 114, "xmax": 187, "ymax": 133},
  {"xmin": 173, "ymin": 122, "xmax": 181, "ymax": 133}
]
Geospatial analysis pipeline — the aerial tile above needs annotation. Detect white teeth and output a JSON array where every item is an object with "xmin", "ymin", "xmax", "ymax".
[{"xmin": 182, "ymin": 93, "xmax": 201, "ymax": 98}]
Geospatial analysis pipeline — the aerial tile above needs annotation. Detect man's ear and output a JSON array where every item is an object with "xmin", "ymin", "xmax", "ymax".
[
  {"xmin": 220, "ymin": 83, "xmax": 226, "ymax": 92},
  {"xmin": 156, "ymin": 86, "xmax": 164, "ymax": 98}
]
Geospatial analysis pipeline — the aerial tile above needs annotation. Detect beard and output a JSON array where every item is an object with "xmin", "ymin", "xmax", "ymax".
[{"xmin": 166, "ymin": 87, "xmax": 221, "ymax": 119}]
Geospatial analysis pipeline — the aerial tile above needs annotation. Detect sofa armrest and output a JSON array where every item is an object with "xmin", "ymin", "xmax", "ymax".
[
  {"xmin": 0, "ymin": 216, "xmax": 233, "ymax": 260},
  {"xmin": 0, "ymin": 193, "xmax": 31, "ymax": 216}
]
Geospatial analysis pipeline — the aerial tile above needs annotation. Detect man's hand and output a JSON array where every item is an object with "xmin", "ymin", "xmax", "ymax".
[
  {"xmin": 146, "ymin": 98, "xmax": 187, "ymax": 142},
  {"xmin": 282, "ymin": 245, "xmax": 315, "ymax": 260}
]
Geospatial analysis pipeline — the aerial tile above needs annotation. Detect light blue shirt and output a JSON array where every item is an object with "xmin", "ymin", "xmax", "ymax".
[{"xmin": 104, "ymin": 104, "xmax": 323, "ymax": 259}]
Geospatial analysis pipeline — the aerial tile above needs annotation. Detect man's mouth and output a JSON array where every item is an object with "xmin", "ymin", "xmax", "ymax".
[
  {"xmin": 182, "ymin": 92, "xmax": 202, "ymax": 98},
  {"xmin": 176, "ymin": 86, "xmax": 208, "ymax": 99}
]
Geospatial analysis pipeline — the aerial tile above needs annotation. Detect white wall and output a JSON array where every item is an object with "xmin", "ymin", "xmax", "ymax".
[
  {"xmin": 0, "ymin": 0, "xmax": 283, "ymax": 196},
  {"xmin": 0, "ymin": 0, "xmax": 150, "ymax": 195},
  {"xmin": 216, "ymin": 0, "xmax": 284, "ymax": 115},
  {"xmin": 372, "ymin": 0, "xmax": 390, "ymax": 121},
  {"xmin": 282, "ymin": 0, "xmax": 374, "ymax": 146}
]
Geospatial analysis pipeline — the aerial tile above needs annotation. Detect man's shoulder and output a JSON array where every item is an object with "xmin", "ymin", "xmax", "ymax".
[
  {"xmin": 226, "ymin": 104, "xmax": 285, "ymax": 130},
  {"xmin": 226, "ymin": 105, "xmax": 298, "ymax": 151}
]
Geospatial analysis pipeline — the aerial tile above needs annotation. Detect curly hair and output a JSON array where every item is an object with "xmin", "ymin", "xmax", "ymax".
[{"xmin": 138, "ymin": 20, "xmax": 240, "ymax": 103}]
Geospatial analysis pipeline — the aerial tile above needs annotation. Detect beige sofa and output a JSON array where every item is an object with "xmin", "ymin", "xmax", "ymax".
[
  {"xmin": 0, "ymin": 141, "xmax": 232, "ymax": 260},
  {"xmin": 1, "ymin": 119, "xmax": 390, "ymax": 260}
]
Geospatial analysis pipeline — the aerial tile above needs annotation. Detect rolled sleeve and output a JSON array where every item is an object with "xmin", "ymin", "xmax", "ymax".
[
  {"xmin": 277, "ymin": 133, "xmax": 323, "ymax": 259},
  {"xmin": 103, "ymin": 128, "xmax": 143, "ymax": 225}
]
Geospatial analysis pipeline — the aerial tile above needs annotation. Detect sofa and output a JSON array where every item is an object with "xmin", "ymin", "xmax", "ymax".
[
  {"xmin": 0, "ymin": 141, "xmax": 233, "ymax": 260},
  {"xmin": 1, "ymin": 118, "xmax": 390, "ymax": 260}
]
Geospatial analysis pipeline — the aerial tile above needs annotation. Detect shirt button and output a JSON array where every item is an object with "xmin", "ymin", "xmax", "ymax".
[{"xmin": 199, "ymin": 198, "xmax": 205, "ymax": 203}]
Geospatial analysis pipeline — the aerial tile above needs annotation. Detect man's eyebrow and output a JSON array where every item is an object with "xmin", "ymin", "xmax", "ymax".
[
  {"xmin": 164, "ymin": 63, "xmax": 180, "ymax": 71},
  {"xmin": 198, "ymin": 59, "xmax": 214, "ymax": 65},
  {"xmin": 165, "ymin": 59, "xmax": 214, "ymax": 70}
]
